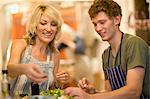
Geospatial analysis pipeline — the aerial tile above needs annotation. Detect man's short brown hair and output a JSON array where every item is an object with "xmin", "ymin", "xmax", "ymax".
[{"xmin": 88, "ymin": 0, "xmax": 122, "ymax": 19}]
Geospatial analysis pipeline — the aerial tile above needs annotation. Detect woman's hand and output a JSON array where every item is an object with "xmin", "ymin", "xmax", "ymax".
[
  {"xmin": 78, "ymin": 78, "xmax": 97, "ymax": 94},
  {"xmin": 56, "ymin": 70, "xmax": 69, "ymax": 84},
  {"xmin": 23, "ymin": 64, "xmax": 48, "ymax": 83}
]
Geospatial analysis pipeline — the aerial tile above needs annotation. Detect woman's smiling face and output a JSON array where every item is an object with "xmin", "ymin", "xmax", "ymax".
[{"xmin": 36, "ymin": 14, "xmax": 58, "ymax": 44}]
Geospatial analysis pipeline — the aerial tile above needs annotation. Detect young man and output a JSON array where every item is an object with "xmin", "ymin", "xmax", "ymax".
[{"xmin": 65, "ymin": 0, "xmax": 150, "ymax": 99}]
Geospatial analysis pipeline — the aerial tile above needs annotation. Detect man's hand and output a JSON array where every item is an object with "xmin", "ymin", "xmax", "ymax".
[
  {"xmin": 65, "ymin": 87, "xmax": 91, "ymax": 99},
  {"xmin": 78, "ymin": 78, "xmax": 97, "ymax": 94}
]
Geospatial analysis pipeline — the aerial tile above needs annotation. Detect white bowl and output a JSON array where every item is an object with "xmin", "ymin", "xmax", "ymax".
[{"xmin": 30, "ymin": 95, "xmax": 55, "ymax": 99}]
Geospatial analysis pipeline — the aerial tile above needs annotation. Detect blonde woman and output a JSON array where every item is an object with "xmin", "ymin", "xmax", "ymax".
[{"xmin": 8, "ymin": 4, "xmax": 69, "ymax": 96}]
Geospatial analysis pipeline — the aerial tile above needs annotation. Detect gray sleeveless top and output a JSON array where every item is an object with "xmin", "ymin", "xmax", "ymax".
[{"xmin": 10, "ymin": 45, "xmax": 54, "ymax": 96}]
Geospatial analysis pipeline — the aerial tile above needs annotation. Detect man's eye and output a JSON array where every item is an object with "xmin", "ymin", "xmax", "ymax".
[
  {"xmin": 99, "ymin": 21, "xmax": 105, "ymax": 24},
  {"xmin": 100, "ymin": 22, "xmax": 105, "ymax": 24},
  {"xmin": 93, "ymin": 23, "xmax": 97, "ymax": 27}
]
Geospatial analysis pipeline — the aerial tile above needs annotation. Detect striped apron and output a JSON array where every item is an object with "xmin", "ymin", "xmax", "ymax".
[{"xmin": 104, "ymin": 33, "xmax": 149, "ymax": 99}]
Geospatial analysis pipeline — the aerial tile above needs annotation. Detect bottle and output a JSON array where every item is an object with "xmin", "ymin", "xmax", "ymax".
[
  {"xmin": 31, "ymin": 82, "xmax": 39, "ymax": 95},
  {"xmin": 1, "ymin": 69, "xmax": 10, "ymax": 99}
]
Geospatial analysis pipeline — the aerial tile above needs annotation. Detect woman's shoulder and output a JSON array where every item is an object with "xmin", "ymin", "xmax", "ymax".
[
  {"xmin": 12, "ymin": 39, "xmax": 27, "ymax": 50},
  {"xmin": 51, "ymin": 45, "xmax": 60, "ymax": 58},
  {"xmin": 13, "ymin": 39, "xmax": 27, "ymax": 46},
  {"xmin": 54, "ymin": 47, "xmax": 60, "ymax": 56}
]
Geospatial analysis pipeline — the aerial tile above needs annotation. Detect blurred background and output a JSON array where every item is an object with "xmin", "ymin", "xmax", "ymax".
[{"xmin": 0, "ymin": 0, "xmax": 149, "ymax": 91}]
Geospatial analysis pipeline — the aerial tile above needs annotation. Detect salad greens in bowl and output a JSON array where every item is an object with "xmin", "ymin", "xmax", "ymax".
[{"xmin": 40, "ymin": 89, "xmax": 73, "ymax": 99}]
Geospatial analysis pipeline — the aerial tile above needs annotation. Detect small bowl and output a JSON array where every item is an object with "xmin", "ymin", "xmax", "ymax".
[{"xmin": 30, "ymin": 95, "xmax": 55, "ymax": 99}]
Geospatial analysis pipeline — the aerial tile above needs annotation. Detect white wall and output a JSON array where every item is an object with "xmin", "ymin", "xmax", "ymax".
[
  {"xmin": 0, "ymin": 3, "xmax": 12, "ymax": 59},
  {"xmin": 114, "ymin": 0, "xmax": 135, "ymax": 35},
  {"xmin": 146, "ymin": 0, "xmax": 150, "ymax": 18}
]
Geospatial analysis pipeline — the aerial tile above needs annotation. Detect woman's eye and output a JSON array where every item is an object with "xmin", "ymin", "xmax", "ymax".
[
  {"xmin": 40, "ymin": 21, "xmax": 57, "ymax": 26},
  {"xmin": 51, "ymin": 21, "xmax": 57, "ymax": 26},
  {"xmin": 40, "ymin": 22, "xmax": 46, "ymax": 25}
]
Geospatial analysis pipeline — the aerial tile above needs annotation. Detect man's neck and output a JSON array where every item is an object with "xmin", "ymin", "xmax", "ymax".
[{"xmin": 108, "ymin": 31, "xmax": 122, "ymax": 56}]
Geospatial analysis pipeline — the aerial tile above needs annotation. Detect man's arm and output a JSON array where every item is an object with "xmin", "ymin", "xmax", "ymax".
[
  {"xmin": 104, "ymin": 80, "xmax": 112, "ymax": 92},
  {"xmin": 91, "ymin": 67, "xmax": 145, "ymax": 99}
]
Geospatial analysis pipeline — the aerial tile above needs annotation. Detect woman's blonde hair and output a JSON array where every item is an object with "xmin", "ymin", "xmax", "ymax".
[{"xmin": 24, "ymin": 3, "xmax": 63, "ymax": 49}]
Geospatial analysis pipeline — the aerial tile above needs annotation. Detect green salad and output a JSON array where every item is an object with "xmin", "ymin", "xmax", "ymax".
[{"xmin": 40, "ymin": 89, "xmax": 72, "ymax": 99}]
